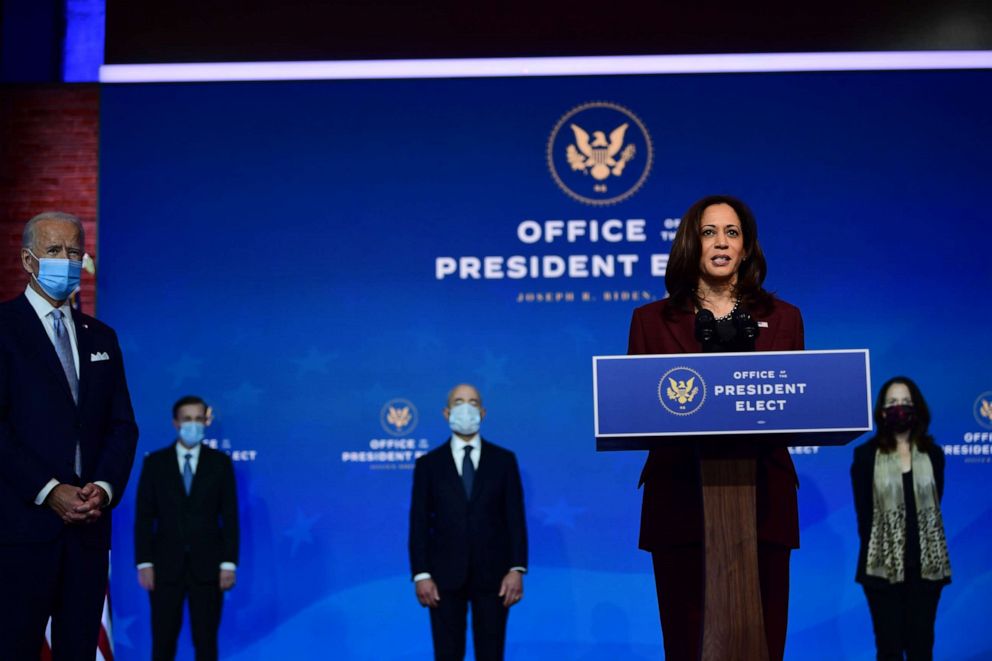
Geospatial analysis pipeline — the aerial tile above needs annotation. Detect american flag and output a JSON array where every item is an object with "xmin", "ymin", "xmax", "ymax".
[{"xmin": 40, "ymin": 557, "xmax": 114, "ymax": 660}]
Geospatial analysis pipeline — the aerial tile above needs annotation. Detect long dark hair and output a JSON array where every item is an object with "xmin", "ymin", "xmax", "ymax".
[
  {"xmin": 664, "ymin": 194, "xmax": 773, "ymax": 315},
  {"xmin": 871, "ymin": 376, "xmax": 935, "ymax": 453}
]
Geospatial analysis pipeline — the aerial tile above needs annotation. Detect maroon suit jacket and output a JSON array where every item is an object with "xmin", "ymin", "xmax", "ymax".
[{"xmin": 628, "ymin": 296, "xmax": 804, "ymax": 550}]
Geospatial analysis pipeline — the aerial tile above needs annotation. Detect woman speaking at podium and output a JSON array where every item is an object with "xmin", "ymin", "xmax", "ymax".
[{"xmin": 627, "ymin": 195, "xmax": 804, "ymax": 661}]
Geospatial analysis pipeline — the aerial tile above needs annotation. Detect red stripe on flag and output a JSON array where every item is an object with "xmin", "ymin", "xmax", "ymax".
[
  {"xmin": 99, "ymin": 579, "xmax": 114, "ymax": 661},
  {"xmin": 41, "ymin": 616, "xmax": 52, "ymax": 661},
  {"xmin": 97, "ymin": 628, "xmax": 113, "ymax": 661}
]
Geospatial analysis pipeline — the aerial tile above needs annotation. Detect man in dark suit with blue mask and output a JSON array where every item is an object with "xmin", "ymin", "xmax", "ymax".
[
  {"xmin": 134, "ymin": 395, "xmax": 239, "ymax": 661},
  {"xmin": 0, "ymin": 211, "xmax": 139, "ymax": 659},
  {"xmin": 409, "ymin": 383, "xmax": 528, "ymax": 661}
]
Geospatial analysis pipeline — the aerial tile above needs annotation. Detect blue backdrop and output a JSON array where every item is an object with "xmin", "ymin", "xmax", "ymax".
[{"xmin": 98, "ymin": 69, "xmax": 992, "ymax": 659}]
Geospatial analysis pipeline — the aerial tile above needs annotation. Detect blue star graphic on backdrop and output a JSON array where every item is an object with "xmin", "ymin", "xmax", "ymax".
[
  {"xmin": 166, "ymin": 353, "xmax": 202, "ymax": 387},
  {"xmin": 474, "ymin": 350, "xmax": 512, "ymax": 389},
  {"xmin": 538, "ymin": 498, "xmax": 585, "ymax": 528},
  {"xmin": 225, "ymin": 382, "xmax": 263, "ymax": 408},
  {"xmin": 292, "ymin": 347, "xmax": 337, "ymax": 375},
  {"xmin": 412, "ymin": 327, "xmax": 444, "ymax": 352},
  {"xmin": 545, "ymin": 385, "xmax": 572, "ymax": 403},
  {"xmin": 230, "ymin": 326, "xmax": 252, "ymax": 346},
  {"xmin": 364, "ymin": 383, "xmax": 393, "ymax": 408},
  {"xmin": 110, "ymin": 613, "xmax": 135, "ymax": 648},
  {"xmin": 284, "ymin": 509, "xmax": 321, "ymax": 556},
  {"xmin": 564, "ymin": 324, "xmax": 597, "ymax": 348}
]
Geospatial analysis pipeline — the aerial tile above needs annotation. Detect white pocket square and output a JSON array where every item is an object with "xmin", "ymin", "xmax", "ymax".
[
  {"xmin": 757, "ymin": 321, "xmax": 769, "ymax": 328},
  {"xmin": 90, "ymin": 351, "xmax": 110, "ymax": 362}
]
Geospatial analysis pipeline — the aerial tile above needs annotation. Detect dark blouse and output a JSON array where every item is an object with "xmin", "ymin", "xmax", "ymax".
[{"xmin": 712, "ymin": 317, "xmax": 738, "ymax": 349}]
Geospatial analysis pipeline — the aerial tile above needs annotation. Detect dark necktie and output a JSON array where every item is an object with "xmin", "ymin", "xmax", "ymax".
[
  {"xmin": 51, "ymin": 309, "xmax": 81, "ymax": 475},
  {"xmin": 461, "ymin": 446, "xmax": 475, "ymax": 497},
  {"xmin": 183, "ymin": 453, "xmax": 193, "ymax": 494}
]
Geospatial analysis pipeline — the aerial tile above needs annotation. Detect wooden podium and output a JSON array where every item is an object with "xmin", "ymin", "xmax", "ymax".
[
  {"xmin": 699, "ymin": 449, "xmax": 767, "ymax": 660},
  {"xmin": 593, "ymin": 350, "xmax": 872, "ymax": 660}
]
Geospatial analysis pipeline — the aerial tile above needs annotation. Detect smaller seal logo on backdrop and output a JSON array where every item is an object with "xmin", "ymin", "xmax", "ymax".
[
  {"xmin": 658, "ymin": 367, "xmax": 706, "ymax": 416},
  {"xmin": 547, "ymin": 101, "xmax": 653, "ymax": 206},
  {"xmin": 381, "ymin": 398, "xmax": 419, "ymax": 436},
  {"xmin": 974, "ymin": 392, "xmax": 992, "ymax": 430}
]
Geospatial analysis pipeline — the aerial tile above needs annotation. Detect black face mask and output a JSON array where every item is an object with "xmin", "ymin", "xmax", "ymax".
[{"xmin": 882, "ymin": 404, "xmax": 916, "ymax": 433}]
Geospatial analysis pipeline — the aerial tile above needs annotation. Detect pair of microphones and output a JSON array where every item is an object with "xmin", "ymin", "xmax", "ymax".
[{"xmin": 695, "ymin": 308, "xmax": 760, "ymax": 351}]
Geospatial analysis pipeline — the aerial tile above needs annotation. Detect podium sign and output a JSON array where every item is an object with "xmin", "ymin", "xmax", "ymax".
[{"xmin": 593, "ymin": 349, "xmax": 872, "ymax": 450}]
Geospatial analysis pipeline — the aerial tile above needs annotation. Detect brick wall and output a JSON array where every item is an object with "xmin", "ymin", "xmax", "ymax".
[{"xmin": 0, "ymin": 84, "xmax": 99, "ymax": 315}]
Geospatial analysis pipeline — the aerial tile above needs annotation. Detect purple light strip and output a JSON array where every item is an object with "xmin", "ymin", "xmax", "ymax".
[{"xmin": 99, "ymin": 51, "xmax": 992, "ymax": 83}]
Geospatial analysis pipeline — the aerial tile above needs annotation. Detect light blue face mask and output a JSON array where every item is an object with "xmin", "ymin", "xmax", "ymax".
[
  {"xmin": 27, "ymin": 250, "xmax": 82, "ymax": 301},
  {"xmin": 179, "ymin": 421, "xmax": 206, "ymax": 447},
  {"xmin": 448, "ymin": 402, "xmax": 481, "ymax": 436}
]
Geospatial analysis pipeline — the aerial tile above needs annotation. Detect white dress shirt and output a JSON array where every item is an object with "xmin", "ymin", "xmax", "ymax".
[
  {"xmin": 413, "ymin": 435, "xmax": 525, "ymax": 582},
  {"xmin": 451, "ymin": 434, "xmax": 481, "ymax": 474},
  {"xmin": 137, "ymin": 441, "xmax": 237, "ymax": 572},
  {"xmin": 176, "ymin": 439, "xmax": 202, "ymax": 475},
  {"xmin": 25, "ymin": 285, "xmax": 114, "ymax": 506}
]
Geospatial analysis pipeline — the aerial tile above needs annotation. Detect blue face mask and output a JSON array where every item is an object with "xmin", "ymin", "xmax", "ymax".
[
  {"xmin": 179, "ymin": 421, "xmax": 206, "ymax": 447},
  {"xmin": 28, "ymin": 250, "xmax": 82, "ymax": 301},
  {"xmin": 448, "ymin": 402, "xmax": 481, "ymax": 436}
]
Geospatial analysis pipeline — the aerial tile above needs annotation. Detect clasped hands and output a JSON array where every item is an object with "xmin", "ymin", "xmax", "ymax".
[
  {"xmin": 415, "ymin": 571, "xmax": 523, "ymax": 609},
  {"xmin": 45, "ymin": 482, "xmax": 107, "ymax": 524}
]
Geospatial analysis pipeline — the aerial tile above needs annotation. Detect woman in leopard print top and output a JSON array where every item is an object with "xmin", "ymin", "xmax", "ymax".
[{"xmin": 851, "ymin": 376, "xmax": 951, "ymax": 660}]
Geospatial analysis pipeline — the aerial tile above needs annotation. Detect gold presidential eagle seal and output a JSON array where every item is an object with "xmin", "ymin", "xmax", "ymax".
[
  {"xmin": 547, "ymin": 101, "xmax": 653, "ymax": 206},
  {"xmin": 658, "ymin": 366, "xmax": 707, "ymax": 416},
  {"xmin": 975, "ymin": 391, "xmax": 992, "ymax": 430},
  {"xmin": 380, "ymin": 398, "xmax": 419, "ymax": 436}
]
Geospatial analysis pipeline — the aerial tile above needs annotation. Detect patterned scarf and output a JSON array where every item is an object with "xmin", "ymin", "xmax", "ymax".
[{"xmin": 866, "ymin": 445, "xmax": 952, "ymax": 583}]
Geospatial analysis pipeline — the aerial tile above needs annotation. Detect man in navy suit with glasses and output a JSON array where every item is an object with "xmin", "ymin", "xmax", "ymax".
[{"xmin": 0, "ymin": 211, "xmax": 139, "ymax": 659}]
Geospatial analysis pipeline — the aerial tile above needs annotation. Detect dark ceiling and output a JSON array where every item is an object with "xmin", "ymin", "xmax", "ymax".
[{"xmin": 106, "ymin": 0, "xmax": 992, "ymax": 65}]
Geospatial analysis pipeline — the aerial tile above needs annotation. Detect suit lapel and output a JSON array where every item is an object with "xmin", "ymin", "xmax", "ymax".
[
  {"xmin": 470, "ymin": 440, "xmax": 494, "ymax": 503},
  {"xmin": 665, "ymin": 304, "xmax": 702, "ymax": 354},
  {"xmin": 12, "ymin": 294, "xmax": 76, "ymax": 405},
  {"xmin": 440, "ymin": 439, "xmax": 469, "ymax": 503},
  {"xmin": 189, "ymin": 448, "xmax": 215, "ymax": 500},
  {"xmin": 754, "ymin": 305, "xmax": 782, "ymax": 352},
  {"xmin": 72, "ymin": 308, "xmax": 92, "ymax": 407},
  {"xmin": 167, "ymin": 446, "xmax": 188, "ymax": 500}
]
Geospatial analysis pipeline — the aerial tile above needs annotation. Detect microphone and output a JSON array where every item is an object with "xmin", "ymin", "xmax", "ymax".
[
  {"xmin": 695, "ymin": 309, "xmax": 717, "ymax": 350},
  {"xmin": 732, "ymin": 309, "xmax": 760, "ymax": 351}
]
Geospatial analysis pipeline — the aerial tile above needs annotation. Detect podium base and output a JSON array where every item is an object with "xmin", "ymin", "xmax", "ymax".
[{"xmin": 700, "ymin": 457, "xmax": 769, "ymax": 661}]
